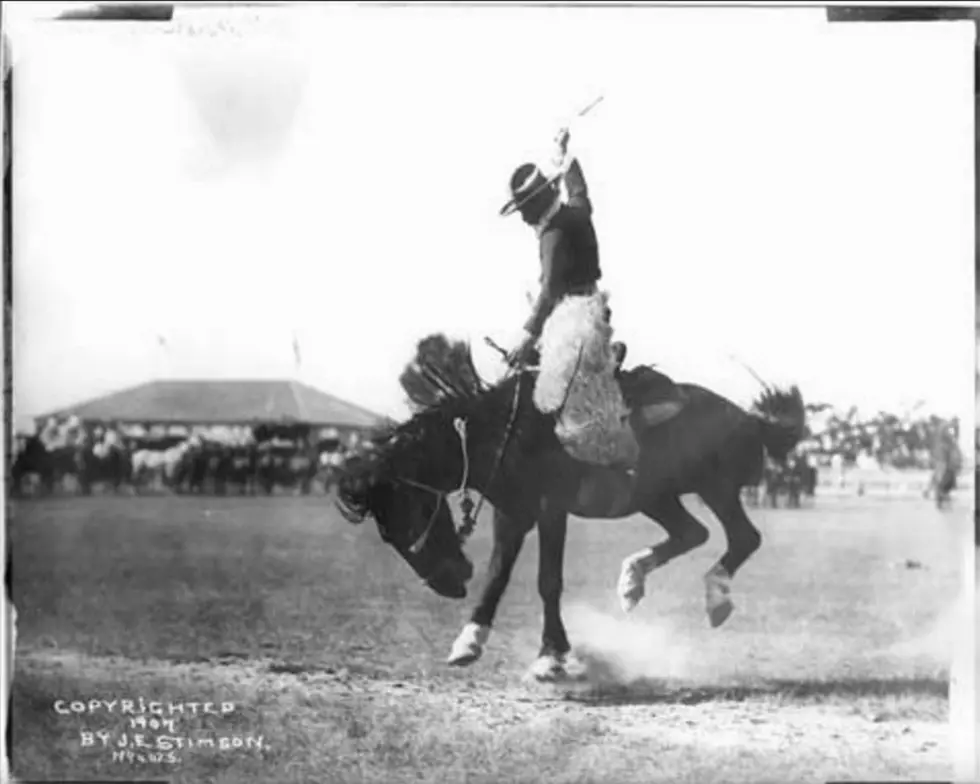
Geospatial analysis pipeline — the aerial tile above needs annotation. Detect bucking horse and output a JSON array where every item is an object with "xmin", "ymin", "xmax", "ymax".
[{"xmin": 336, "ymin": 333, "xmax": 806, "ymax": 682}]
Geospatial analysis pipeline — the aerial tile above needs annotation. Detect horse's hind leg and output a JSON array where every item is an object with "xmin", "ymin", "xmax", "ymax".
[
  {"xmin": 618, "ymin": 494, "xmax": 710, "ymax": 613},
  {"xmin": 698, "ymin": 483, "xmax": 762, "ymax": 628}
]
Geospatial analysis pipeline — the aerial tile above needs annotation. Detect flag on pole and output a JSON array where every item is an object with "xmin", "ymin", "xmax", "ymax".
[
  {"xmin": 156, "ymin": 334, "xmax": 168, "ymax": 349},
  {"xmin": 292, "ymin": 332, "xmax": 302, "ymax": 372}
]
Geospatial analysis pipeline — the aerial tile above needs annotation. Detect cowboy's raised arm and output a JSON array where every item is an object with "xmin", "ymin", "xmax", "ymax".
[
  {"xmin": 523, "ymin": 231, "xmax": 570, "ymax": 338},
  {"xmin": 562, "ymin": 157, "xmax": 592, "ymax": 216}
]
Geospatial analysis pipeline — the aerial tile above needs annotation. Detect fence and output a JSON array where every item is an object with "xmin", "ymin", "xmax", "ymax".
[{"xmin": 816, "ymin": 466, "xmax": 974, "ymax": 499}]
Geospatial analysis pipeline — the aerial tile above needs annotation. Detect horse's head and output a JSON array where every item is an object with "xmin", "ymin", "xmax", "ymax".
[
  {"xmin": 336, "ymin": 433, "xmax": 474, "ymax": 598},
  {"xmin": 336, "ymin": 333, "xmax": 520, "ymax": 599}
]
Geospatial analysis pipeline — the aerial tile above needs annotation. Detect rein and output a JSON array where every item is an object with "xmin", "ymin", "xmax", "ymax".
[
  {"xmin": 405, "ymin": 370, "xmax": 525, "ymax": 555},
  {"xmin": 403, "ymin": 418, "xmax": 469, "ymax": 555}
]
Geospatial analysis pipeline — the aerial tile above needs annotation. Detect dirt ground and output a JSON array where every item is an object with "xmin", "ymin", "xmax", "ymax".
[{"xmin": 8, "ymin": 494, "xmax": 969, "ymax": 783}]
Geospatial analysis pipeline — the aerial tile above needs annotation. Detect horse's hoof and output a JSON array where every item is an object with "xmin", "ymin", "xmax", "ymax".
[
  {"xmin": 704, "ymin": 566, "xmax": 734, "ymax": 628},
  {"xmin": 526, "ymin": 654, "xmax": 565, "ymax": 683},
  {"xmin": 560, "ymin": 652, "xmax": 589, "ymax": 682},
  {"xmin": 447, "ymin": 647, "xmax": 482, "ymax": 667},
  {"xmin": 619, "ymin": 591, "xmax": 642, "ymax": 614},
  {"xmin": 446, "ymin": 623, "xmax": 489, "ymax": 667},
  {"xmin": 617, "ymin": 559, "xmax": 646, "ymax": 613},
  {"xmin": 707, "ymin": 598, "xmax": 734, "ymax": 628}
]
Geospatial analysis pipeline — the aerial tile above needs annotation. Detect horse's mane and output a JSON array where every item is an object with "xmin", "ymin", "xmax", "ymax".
[
  {"xmin": 398, "ymin": 334, "xmax": 489, "ymax": 413},
  {"xmin": 359, "ymin": 334, "xmax": 492, "ymax": 444},
  {"xmin": 338, "ymin": 334, "xmax": 499, "ymax": 520}
]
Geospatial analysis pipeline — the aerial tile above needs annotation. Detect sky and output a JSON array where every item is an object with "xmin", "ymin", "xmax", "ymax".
[{"xmin": 7, "ymin": 4, "xmax": 976, "ymax": 438}]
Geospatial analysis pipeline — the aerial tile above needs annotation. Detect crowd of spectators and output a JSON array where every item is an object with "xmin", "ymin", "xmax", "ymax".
[{"xmin": 798, "ymin": 403, "xmax": 962, "ymax": 470}]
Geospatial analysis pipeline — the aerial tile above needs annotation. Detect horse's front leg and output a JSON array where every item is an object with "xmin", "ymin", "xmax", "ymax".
[
  {"xmin": 447, "ymin": 507, "xmax": 533, "ymax": 667},
  {"xmin": 526, "ymin": 503, "xmax": 586, "ymax": 682}
]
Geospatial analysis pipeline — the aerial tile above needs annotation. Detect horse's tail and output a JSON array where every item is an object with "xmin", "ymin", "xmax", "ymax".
[
  {"xmin": 758, "ymin": 417, "xmax": 805, "ymax": 464},
  {"xmin": 751, "ymin": 384, "xmax": 807, "ymax": 464}
]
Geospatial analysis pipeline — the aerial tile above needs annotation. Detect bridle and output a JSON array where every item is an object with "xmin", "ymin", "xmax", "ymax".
[
  {"xmin": 398, "ymin": 417, "xmax": 469, "ymax": 555},
  {"xmin": 403, "ymin": 370, "xmax": 525, "ymax": 555}
]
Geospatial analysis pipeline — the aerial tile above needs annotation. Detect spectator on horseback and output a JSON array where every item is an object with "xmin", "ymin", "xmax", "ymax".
[
  {"xmin": 68, "ymin": 417, "xmax": 88, "ymax": 449},
  {"xmin": 95, "ymin": 424, "xmax": 124, "ymax": 458},
  {"xmin": 47, "ymin": 415, "xmax": 83, "ymax": 450},
  {"xmin": 39, "ymin": 417, "xmax": 60, "ymax": 449}
]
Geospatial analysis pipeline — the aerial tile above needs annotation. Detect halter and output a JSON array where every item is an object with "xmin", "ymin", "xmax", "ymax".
[{"xmin": 404, "ymin": 372, "xmax": 524, "ymax": 555}]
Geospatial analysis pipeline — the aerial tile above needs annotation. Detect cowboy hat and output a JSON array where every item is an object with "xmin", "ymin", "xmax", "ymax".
[{"xmin": 499, "ymin": 162, "xmax": 562, "ymax": 217}]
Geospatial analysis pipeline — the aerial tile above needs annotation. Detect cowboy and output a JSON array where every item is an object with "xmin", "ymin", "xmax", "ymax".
[
  {"xmin": 501, "ymin": 128, "xmax": 622, "ymax": 368},
  {"xmin": 48, "ymin": 415, "xmax": 84, "ymax": 450},
  {"xmin": 500, "ymin": 129, "xmax": 638, "ymax": 470}
]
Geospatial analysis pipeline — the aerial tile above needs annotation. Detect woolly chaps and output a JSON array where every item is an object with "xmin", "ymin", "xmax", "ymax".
[{"xmin": 532, "ymin": 291, "xmax": 640, "ymax": 467}]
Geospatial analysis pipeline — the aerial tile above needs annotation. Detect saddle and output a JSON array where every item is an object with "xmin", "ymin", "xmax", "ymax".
[
  {"xmin": 524, "ymin": 337, "xmax": 684, "ymax": 418},
  {"xmin": 560, "ymin": 343, "xmax": 686, "ymax": 517},
  {"xmin": 611, "ymin": 342, "xmax": 686, "ymax": 432}
]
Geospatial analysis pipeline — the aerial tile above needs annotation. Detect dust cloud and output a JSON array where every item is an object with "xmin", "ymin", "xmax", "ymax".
[{"xmin": 562, "ymin": 601, "xmax": 701, "ymax": 687}]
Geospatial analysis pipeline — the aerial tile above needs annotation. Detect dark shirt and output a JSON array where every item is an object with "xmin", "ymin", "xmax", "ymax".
[{"xmin": 524, "ymin": 158, "xmax": 602, "ymax": 337}]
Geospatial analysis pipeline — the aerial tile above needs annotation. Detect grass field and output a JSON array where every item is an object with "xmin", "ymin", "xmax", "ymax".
[{"xmin": 8, "ymin": 492, "xmax": 969, "ymax": 783}]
